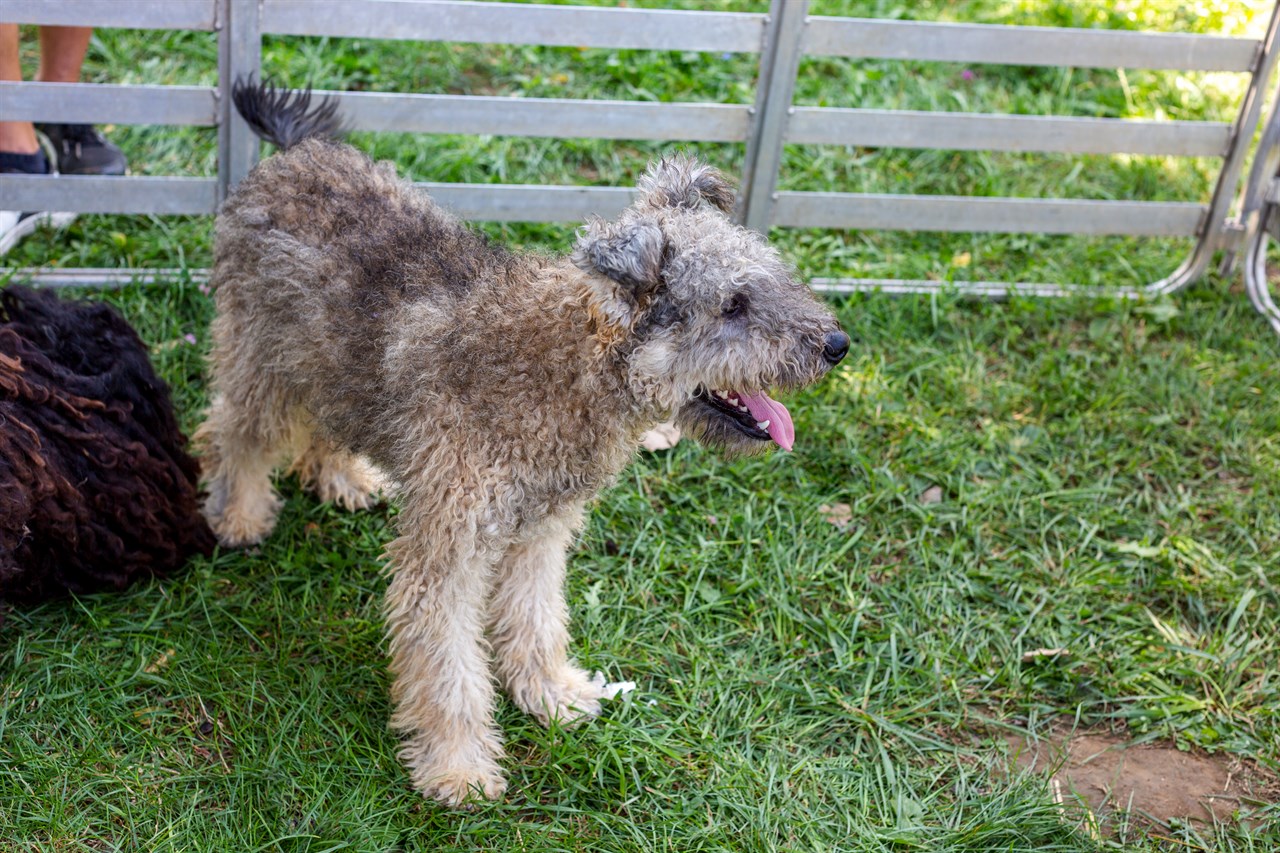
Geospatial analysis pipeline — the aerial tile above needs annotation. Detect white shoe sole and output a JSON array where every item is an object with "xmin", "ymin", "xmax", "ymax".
[{"xmin": 0, "ymin": 211, "xmax": 77, "ymax": 257}]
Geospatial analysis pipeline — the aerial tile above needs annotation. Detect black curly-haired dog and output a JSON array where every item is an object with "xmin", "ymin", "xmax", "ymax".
[{"xmin": 0, "ymin": 286, "xmax": 214, "ymax": 610}]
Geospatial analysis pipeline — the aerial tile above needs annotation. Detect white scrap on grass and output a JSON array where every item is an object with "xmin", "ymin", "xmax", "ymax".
[
  {"xmin": 590, "ymin": 671, "xmax": 637, "ymax": 701},
  {"xmin": 1021, "ymin": 647, "xmax": 1071, "ymax": 662}
]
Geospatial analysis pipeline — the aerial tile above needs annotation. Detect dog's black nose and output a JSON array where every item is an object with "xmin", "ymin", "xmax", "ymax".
[{"xmin": 823, "ymin": 330, "xmax": 850, "ymax": 365}]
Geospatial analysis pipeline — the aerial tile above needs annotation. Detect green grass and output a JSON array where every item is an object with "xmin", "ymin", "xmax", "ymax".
[{"xmin": 3, "ymin": 1, "xmax": 1280, "ymax": 850}]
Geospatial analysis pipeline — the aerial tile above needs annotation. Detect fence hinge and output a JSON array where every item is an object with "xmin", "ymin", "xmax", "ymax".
[
  {"xmin": 1213, "ymin": 219, "xmax": 1249, "ymax": 274},
  {"xmin": 1267, "ymin": 205, "xmax": 1280, "ymax": 241},
  {"xmin": 1265, "ymin": 177, "xmax": 1280, "ymax": 204},
  {"xmin": 1217, "ymin": 219, "xmax": 1247, "ymax": 246}
]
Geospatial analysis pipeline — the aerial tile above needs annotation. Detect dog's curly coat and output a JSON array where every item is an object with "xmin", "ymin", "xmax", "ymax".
[
  {"xmin": 198, "ymin": 80, "xmax": 849, "ymax": 806},
  {"xmin": 0, "ymin": 287, "xmax": 214, "ymax": 608}
]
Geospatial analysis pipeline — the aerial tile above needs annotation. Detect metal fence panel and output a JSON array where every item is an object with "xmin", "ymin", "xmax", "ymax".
[
  {"xmin": 8, "ymin": 269, "xmax": 206, "ymax": 289},
  {"xmin": 787, "ymin": 108, "xmax": 1231, "ymax": 157},
  {"xmin": 766, "ymin": 2, "xmax": 1278, "ymax": 306},
  {"xmin": 804, "ymin": 16, "xmax": 1258, "ymax": 71},
  {"xmin": 0, "ymin": 175, "xmax": 218, "ymax": 215},
  {"xmin": 331, "ymin": 92, "xmax": 751, "ymax": 142},
  {"xmin": 3, "ymin": 0, "xmax": 216, "ymax": 31},
  {"xmin": 3, "ymin": 0, "xmax": 1277, "ymax": 320},
  {"xmin": 809, "ymin": 278, "xmax": 1143, "ymax": 299},
  {"xmin": 771, "ymin": 192, "xmax": 1206, "ymax": 236},
  {"xmin": 262, "ymin": 0, "xmax": 767, "ymax": 53},
  {"xmin": 0, "ymin": 82, "xmax": 217, "ymax": 126},
  {"xmin": 416, "ymin": 183, "xmax": 636, "ymax": 222}
]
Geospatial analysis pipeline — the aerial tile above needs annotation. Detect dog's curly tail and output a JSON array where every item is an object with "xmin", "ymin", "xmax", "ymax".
[{"xmin": 231, "ymin": 75, "xmax": 344, "ymax": 150}]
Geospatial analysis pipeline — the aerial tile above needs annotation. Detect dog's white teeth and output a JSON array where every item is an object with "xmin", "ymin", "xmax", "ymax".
[
  {"xmin": 737, "ymin": 404, "xmax": 748, "ymax": 412},
  {"xmin": 756, "ymin": 420, "xmax": 770, "ymax": 430}
]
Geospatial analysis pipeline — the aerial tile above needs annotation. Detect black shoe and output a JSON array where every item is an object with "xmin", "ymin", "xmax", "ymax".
[
  {"xmin": 35, "ymin": 123, "xmax": 128, "ymax": 176},
  {"xmin": 0, "ymin": 148, "xmax": 76, "ymax": 256}
]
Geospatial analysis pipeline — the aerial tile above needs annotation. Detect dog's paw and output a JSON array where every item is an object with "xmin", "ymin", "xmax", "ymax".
[
  {"xmin": 411, "ymin": 759, "xmax": 508, "ymax": 808},
  {"xmin": 294, "ymin": 452, "xmax": 384, "ymax": 511},
  {"xmin": 206, "ymin": 495, "xmax": 281, "ymax": 547},
  {"xmin": 314, "ymin": 463, "xmax": 383, "ymax": 511},
  {"xmin": 514, "ymin": 666, "xmax": 606, "ymax": 727},
  {"xmin": 210, "ymin": 517, "xmax": 273, "ymax": 548}
]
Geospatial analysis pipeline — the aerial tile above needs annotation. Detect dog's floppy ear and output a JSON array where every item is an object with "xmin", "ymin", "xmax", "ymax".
[
  {"xmin": 572, "ymin": 217, "xmax": 665, "ymax": 327},
  {"xmin": 638, "ymin": 156, "xmax": 735, "ymax": 214}
]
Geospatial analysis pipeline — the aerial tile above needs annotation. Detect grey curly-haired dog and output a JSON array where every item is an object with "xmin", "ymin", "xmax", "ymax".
[{"xmin": 198, "ymin": 80, "xmax": 849, "ymax": 806}]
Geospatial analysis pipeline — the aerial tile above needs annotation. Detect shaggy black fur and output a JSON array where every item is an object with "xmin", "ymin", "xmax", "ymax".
[{"xmin": 0, "ymin": 287, "xmax": 214, "ymax": 609}]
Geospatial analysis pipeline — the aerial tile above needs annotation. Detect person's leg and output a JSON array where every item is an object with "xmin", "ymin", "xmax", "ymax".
[
  {"xmin": 35, "ymin": 25, "xmax": 91, "ymax": 83},
  {"xmin": 0, "ymin": 23, "xmax": 40, "ymax": 155},
  {"xmin": 32, "ymin": 25, "xmax": 127, "ymax": 176},
  {"xmin": 0, "ymin": 23, "xmax": 67, "ymax": 257}
]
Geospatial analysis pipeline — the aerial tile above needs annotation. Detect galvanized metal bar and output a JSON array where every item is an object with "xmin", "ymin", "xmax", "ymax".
[
  {"xmin": 740, "ymin": 0, "xmax": 808, "ymax": 233},
  {"xmin": 1244, "ymin": 210, "xmax": 1280, "ymax": 336},
  {"xmin": 414, "ymin": 183, "xmax": 637, "ymax": 223},
  {"xmin": 1244, "ymin": 101, "xmax": 1280, "ymax": 227},
  {"xmin": 0, "ymin": 178, "xmax": 644, "ymax": 225},
  {"xmin": 7, "ymin": 268, "xmax": 209, "ymax": 289},
  {"xmin": 2, "ymin": 0, "xmax": 216, "ymax": 30},
  {"xmin": 0, "ymin": 175, "xmax": 218, "ymax": 214},
  {"xmin": 262, "ymin": 0, "xmax": 765, "ymax": 53},
  {"xmin": 771, "ymin": 192, "xmax": 1205, "ymax": 236},
  {"xmin": 1147, "ymin": 2, "xmax": 1280, "ymax": 295},
  {"xmin": 0, "ymin": 82, "xmax": 217, "ymax": 126},
  {"xmin": 1235, "ymin": 71, "xmax": 1280, "ymax": 253},
  {"xmin": 1240, "ymin": 81, "xmax": 1280, "ymax": 336},
  {"xmin": 1, "ymin": 268, "xmax": 1139, "ymax": 299},
  {"xmin": 805, "ymin": 16, "xmax": 1257, "ymax": 71},
  {"xmin": 1222, "ymin": 110, "xmax": 1280, "ymax": 281},
  {"xmin": 809, "ymin": 278, "xmax": 1144, "ymax": 299},
  {"xmin": 330, "ymin": 92, "xmax": 751, "ymax": 142},
  {"xmin": 787, "ymin": 107, "xmax": 1231, "ymax": 157},
  {"xmin": 217, "ymin": 0, "xmax": 262, "ymax": 203}
]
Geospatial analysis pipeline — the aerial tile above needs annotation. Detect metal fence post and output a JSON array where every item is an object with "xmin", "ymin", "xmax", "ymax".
[
  {"xmin": 739, "ymin": 0, "xmax": 808, "ymax": 233},
  {"xmin": 217, "ymin": 0, "xmax": 262, "ymax": 204}
]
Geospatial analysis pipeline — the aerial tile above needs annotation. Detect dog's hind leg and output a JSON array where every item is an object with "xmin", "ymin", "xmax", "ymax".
[
  {"xmin": 195, "ymin": 392, "xmax": 295, "ymax": 547},
  {"xmin": 489, "ymin": 506, "xmax": 605, "ymax": 727},
  {"xmin": 290, "ymin": 435, "xmax": 383, "ymax": 511}
]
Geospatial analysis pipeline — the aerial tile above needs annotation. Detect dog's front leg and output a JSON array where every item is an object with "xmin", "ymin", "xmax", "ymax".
[
  {"xmin": 384, "ymin": 517, "xmax": 505, "ymax": 807},
  {"xmin": 489, "ymin": 506, "xmax": 606, "ymax": 727}
]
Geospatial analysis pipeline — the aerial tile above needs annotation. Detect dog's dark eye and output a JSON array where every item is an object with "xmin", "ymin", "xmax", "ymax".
[{"xmin": 722, "ymin": 294, "xmax": 748, "ymax": 318}]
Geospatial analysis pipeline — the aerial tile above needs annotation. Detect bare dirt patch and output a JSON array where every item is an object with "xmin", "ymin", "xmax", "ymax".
[{"xmin": 1004, "ymin": 729, "xmax": 1279, "ymax": 832}]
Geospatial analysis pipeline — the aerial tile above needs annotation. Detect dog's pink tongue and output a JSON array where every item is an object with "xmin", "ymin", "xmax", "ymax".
[{"xmin": 739, "ymin": 391, "xmax": 795, "ymax": 451}]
